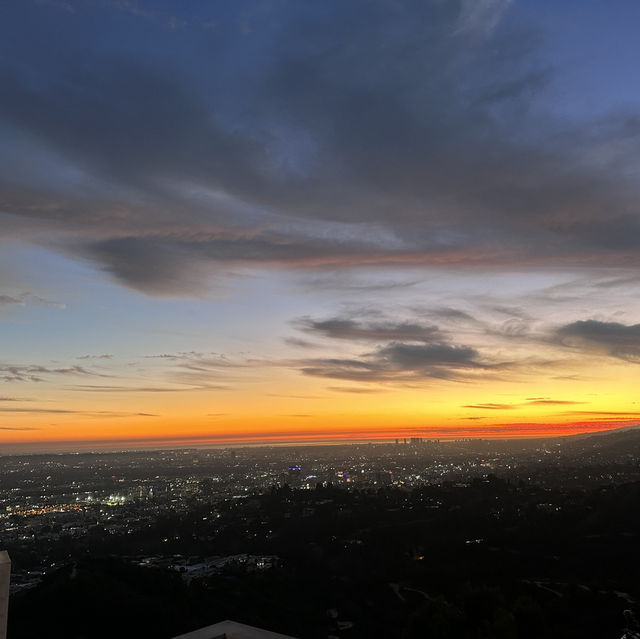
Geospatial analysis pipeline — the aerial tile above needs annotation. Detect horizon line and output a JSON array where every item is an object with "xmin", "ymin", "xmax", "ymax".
[{"xmin": 2, "ymin": 421, "xmax": 638, "ymax": 455}]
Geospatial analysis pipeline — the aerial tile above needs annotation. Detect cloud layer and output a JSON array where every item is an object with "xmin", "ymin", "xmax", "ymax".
[
  {"xmin": 557, "ymin": 320, "xmax": 640, "ymax": 362},
  {"xmin": 1, "ymin": 0, "xmax": 640, "ymax": 295}
]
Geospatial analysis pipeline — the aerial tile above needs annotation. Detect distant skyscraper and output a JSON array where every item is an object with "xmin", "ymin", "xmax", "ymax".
[{"xmin": 0, "ymin": 551, "xmax": 10, "ymax": 639}]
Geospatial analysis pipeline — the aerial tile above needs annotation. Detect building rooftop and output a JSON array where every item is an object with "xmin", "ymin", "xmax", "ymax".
[{"xmin": 171, "ymin": 620, "xmax": 297, "ymax": 639}]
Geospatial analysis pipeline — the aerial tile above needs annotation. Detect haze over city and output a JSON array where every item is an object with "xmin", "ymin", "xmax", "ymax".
[{"xmin": 2, "ymin": 0, "xmax": 640, "ymax": 451}]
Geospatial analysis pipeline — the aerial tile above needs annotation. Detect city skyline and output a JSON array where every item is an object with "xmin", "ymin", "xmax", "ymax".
[{"xmin": 3, "ymin": 0, "xmax": 640, "ymax": 451}]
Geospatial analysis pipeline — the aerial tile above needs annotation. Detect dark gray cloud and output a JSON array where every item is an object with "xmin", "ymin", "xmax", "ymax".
[
  {"xmin": 78, "ymin": 233, "xmax": 409, "ymax": 295},
  {"xmin": 300, "ymin": 341, "xmax": 484, "ymax": 382},
  {"xmin": 378, "ymin": 342, "xmax": 479, "ymax": 368},
  {"xmin": 0, "ymin": 57, "xmax": 260, "ymax": 195},
  {"xmin": 556, "ymin": 320, "xmax": 640, "ymax": 362},
  {"xmin": 297, "ymin": 317, "xmax": 441, "ymax": 341},
  {"xmin": 1, "ymin": 1, "xmax": 640, "ymax": 294}
]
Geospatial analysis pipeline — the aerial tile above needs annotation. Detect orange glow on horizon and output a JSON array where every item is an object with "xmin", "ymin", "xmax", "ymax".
[
  {"xmin": 1, "ymin": 417, "xmax": 637, "ymax": 453},
  {"xmin": 2, "ymin": 348, "xmax": 639, "ymax": 452}
]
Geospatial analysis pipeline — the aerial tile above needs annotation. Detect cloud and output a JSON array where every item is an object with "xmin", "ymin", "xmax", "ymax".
[
  {"xmin": 298, "ymin": 274, "xmax": 422, "ymax": 293},
  {"xmin": 562, "ymin": 410, "xmax": 640, "ymax": 417},
  {"xmin": 0, "ymin": 407, "xmax": 160, "ymax": 417},
  {"xmin": 300, "ymin": 341, "xmax": 485, "ymax": 383},
  {"xmin": 525, "ymin": 399, "xmax": 585, "ymax": 406},
  {"xmin": 0, "ymin": 295, "xmax": 24, "ymax": 306},
  {"xmin": 491, "ymin": 306, "xmax": 532, "ymax": 319},
  {"xmin": 266, "ymin": 393, "xmax": 324, "ymax": 399},
  {"xmin": 456, "ymin": 0, "xmax": 512, "ymax": 35},
  {"xmin": 76, "ymin": 354, "xmax": 112, "ymax": 360},
  {"xmin": 463, "ymin": 403, "xmax": 515, "ymax": 410},
  {"xmin": 489, "ymin": 318, "xmax": 532, "ymax": 339},
  {"xmin": 0, "ymin": 407, "xmax": 76, "ymax": 414},
  {"xmin": 24, "ymin": 294, "xmax": 66, "ymax": 309},
  {"xmin": 2, "ymin": 1, "xmax": 640, "ymax": 295},
  {"xmin": 463, "ymin": 399, "xmax": 587, "ymax": 409},
  {"xmin": 287, "ymin": 307, "xmax": 528, "ymax": 385},
  {"xmin": 144, "ymin": 351, "xmax": 238, "ymax": 366},
  {"xmin": 428, "ymin": 308, "xmax": 478, "ymax": 323},
  {"xmin": 69, "ymin": 383, "xmax": 228, "ymax": 392},
  {"xmin": 378, "ymin": 342, "xmax": 479, "ymax": 368},
  {"xmin": 326, "ymin": 386, "xmax": 387, "ymax": 394},
  {"xmin": 556, "ymin": 320, "xmax": 640, "ymax": 362},
  {"xmin": 0, "ymin": 364, "xmax": 107, "ymax": 383},
  {"xmin": 297, "ymin": 317, "xmax": 441, "ymax": 341},
  {"xmin": 0, "ymin": 293, "xmax": 65, "ymax": 309},
  {"xmin": 0, "ymin": 426, "xmax": 41, "ymax": 430},
  {"xmin": 58, "ymin": 350, "xmax": 246, "ymax": 393},
  {"xmin": 283, "ymin": 337, "xmax": 317, "ymax": 349}
]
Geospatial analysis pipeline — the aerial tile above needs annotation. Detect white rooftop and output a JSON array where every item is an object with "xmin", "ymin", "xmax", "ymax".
[{"xmin": 171, "ymin": 619, "xmax": 297, "ymax": 639}]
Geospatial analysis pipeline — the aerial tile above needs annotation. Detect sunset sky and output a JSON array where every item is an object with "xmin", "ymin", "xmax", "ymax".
[{"xmin": 2, "ymin": 0, "xmax": 640, "ymax": 451}]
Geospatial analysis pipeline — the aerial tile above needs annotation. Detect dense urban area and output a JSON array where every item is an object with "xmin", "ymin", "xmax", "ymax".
[{"xmin": 2, "ymin": 427, "xmax": 640, "ymax": 638}]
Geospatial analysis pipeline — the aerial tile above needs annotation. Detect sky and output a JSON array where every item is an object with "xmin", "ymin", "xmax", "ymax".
[{"xmin": 2, "ymin": 0, "xmax": 640, "ymax": 451}]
